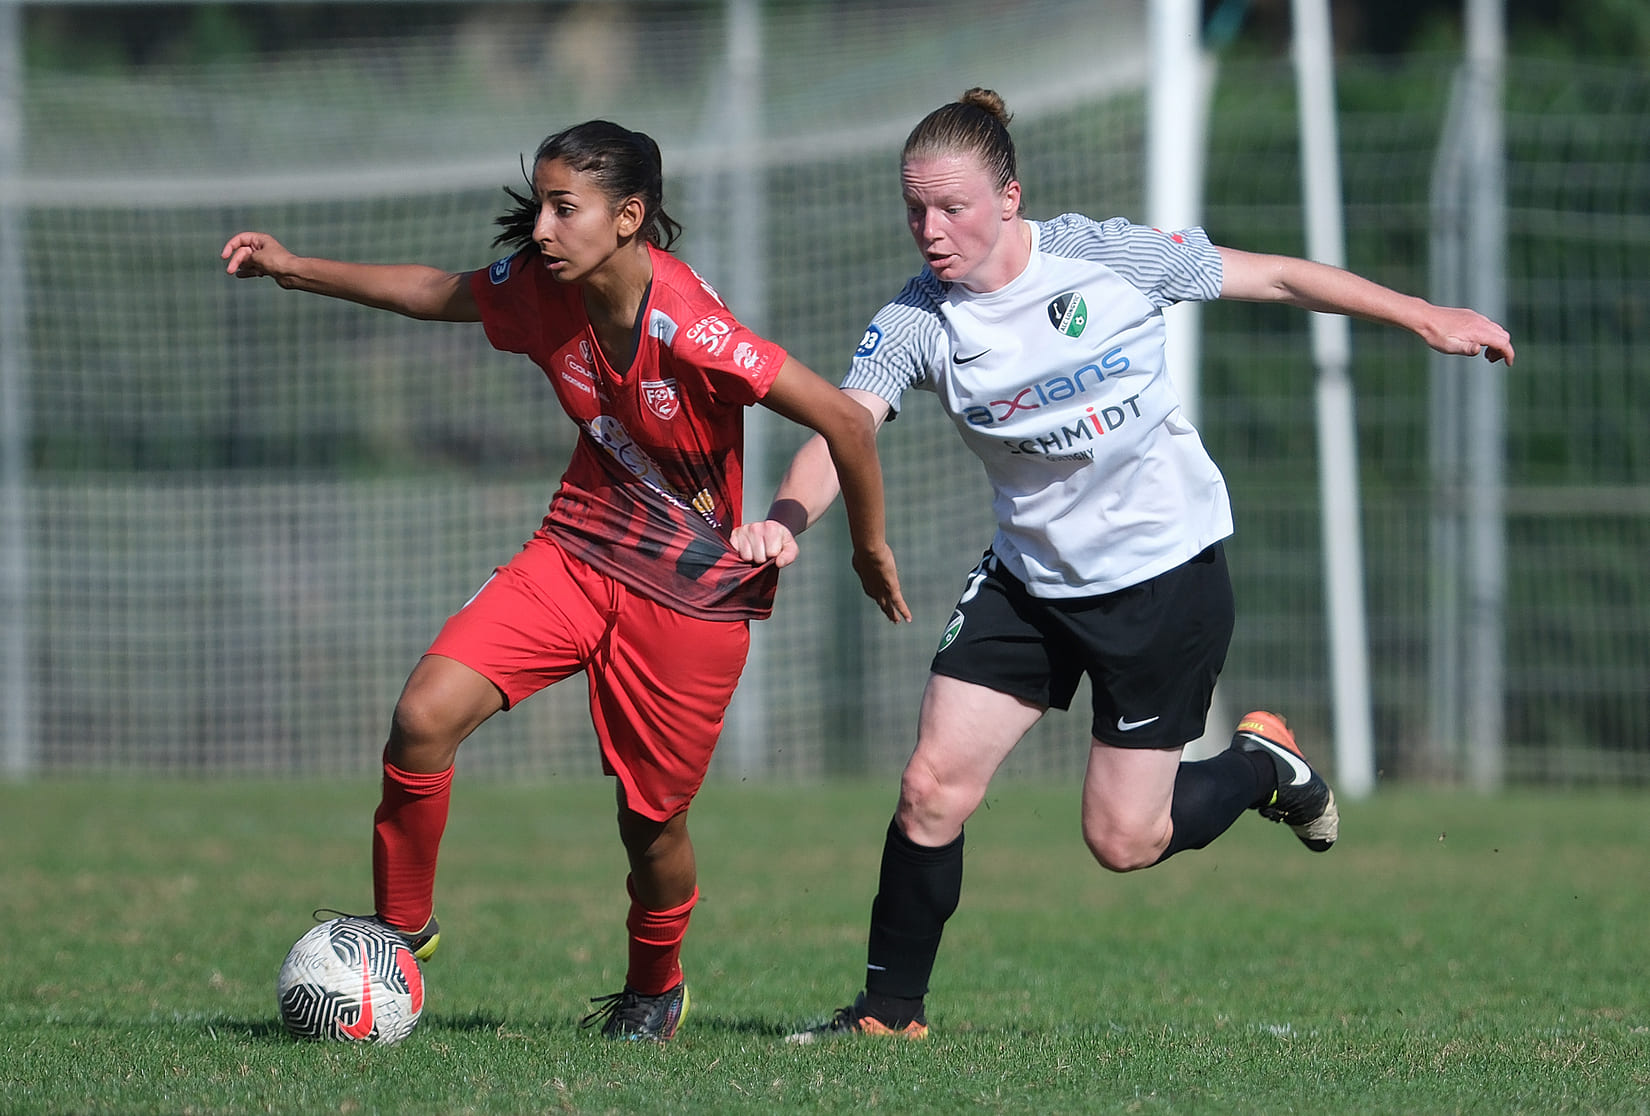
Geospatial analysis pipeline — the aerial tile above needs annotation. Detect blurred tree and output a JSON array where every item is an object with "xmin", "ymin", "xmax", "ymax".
[
  {"xmin": 20, "ymin": 0, "xmax": 1650, "ymax": 73},
  {"xmin": 1223, "ymin": 0, "xmax": 1648, "ymax": 58},
  {"xmin": 25, "ymin": 2, "xmax": 458, "ymax": 69}
]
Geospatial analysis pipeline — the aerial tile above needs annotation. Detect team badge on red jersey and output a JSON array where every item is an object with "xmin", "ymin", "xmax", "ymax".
[{"xmin": 641, "ymin": 378, "xmax": 681, "ymax": 421}]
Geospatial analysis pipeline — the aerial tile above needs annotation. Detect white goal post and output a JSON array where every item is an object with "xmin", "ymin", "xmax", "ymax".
[
  {"xmin": 1288, "ymin": 0, "xmax": 1376, "ymax": 797},
  {"xmin": 1, "ymin": 0, "xmax": 30, "ymax": 776},
  {"xmin": 1149, "ymin": 0, "xmax": 1378, "ymax": 793}
]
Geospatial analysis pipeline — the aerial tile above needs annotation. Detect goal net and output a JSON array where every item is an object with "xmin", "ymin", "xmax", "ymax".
[
  {"xmin": 12, "ymin": 1, "xmax": 1154, "ymax": 778},
  {"xmin": 7, "ymin": 3, "xmax": 1648, "ymax": 784}
]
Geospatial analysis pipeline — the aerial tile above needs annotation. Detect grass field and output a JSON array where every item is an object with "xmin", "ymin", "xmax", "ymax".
[{"xmin": 1, "ymin": 778, "xmax": 1646, "ymax": 1114}]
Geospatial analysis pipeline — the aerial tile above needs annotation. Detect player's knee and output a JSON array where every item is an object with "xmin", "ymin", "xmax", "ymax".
[
  {"xmin": 896, "ymin": 766, "xmax": 951, "ymax": 826},
  {"xmin": 1082, "ymin": 822, "xmax": 1163, "ymax": 873},
  {"xmin": 896, "ymin": 765, "xmax": 974, "ymax": 845},
  {"xmin": 897, "ymin": 764, "xmax": 941, "ymax": 815},
  {"xmin": 385, "ymin": 658, "xmax": 500, "ymax": 769},
  {"xmin": 617, "ymin": 809, "xmax": 678, "ymax": 857},
  {"xmin": 387, "ymin": 689, "xmax": 464, "ymax": 765}
]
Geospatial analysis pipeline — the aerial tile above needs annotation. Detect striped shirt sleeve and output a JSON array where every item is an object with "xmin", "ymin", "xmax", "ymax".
[
  {"xmin": 1040, "ymin": 213, "xmax": 1224, "ymax": 308},
  {"xmin": 840, "ymin": 274, "xmax": 947, "ymax": 415}
]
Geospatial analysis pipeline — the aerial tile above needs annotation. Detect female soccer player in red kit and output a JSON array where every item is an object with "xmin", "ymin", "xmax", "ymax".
[{"xmin": 222, "ymin": 120, "xmax": 909, "ymax": 1042}]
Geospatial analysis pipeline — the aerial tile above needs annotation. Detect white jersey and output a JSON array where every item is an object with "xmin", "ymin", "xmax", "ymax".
[{"xmin": 845, "ymin": 214, "xmax": 1231, "ymax": 598}]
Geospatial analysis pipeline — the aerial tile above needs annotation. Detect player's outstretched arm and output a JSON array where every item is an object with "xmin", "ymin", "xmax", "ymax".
[
  {"xmin": 731, "ymin": 386, "xmax": 888, "ymax": 562},
  {"xmin": 220, "ymin": 231, "xmax": 482, "ymax": 323},
  {"xmin": 1215, "ymin": 246, "xmax": 1515, "ymax": 365},
  {"xmin": 742, "ymin": 362, "xmax": 908, "ymax": 623}
]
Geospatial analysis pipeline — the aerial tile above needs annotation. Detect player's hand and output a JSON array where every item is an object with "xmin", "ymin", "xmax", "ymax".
[
  {"xmin": 221, "ymin": 231, "xmax": 296, "ymax": 281},
  {"xmin": 1424, "ymin": 306, "xmax": 1515, "ymax": 366},
  {"xmin": 731, "ymin": 519, "xmax": 800, "ymax": 568},
  {"xmin": 852, "ymin": 542, "xmax": 911, "ymax": 624}
]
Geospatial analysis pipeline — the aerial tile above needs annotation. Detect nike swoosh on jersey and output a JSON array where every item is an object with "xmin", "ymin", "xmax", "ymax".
[
  {"xmin": 1240, "ymin": 731, "xmax": 1315, "ymax": 786},
  {"xmin": 1115, "ymin": 714, "xmax": 1160, "ymax": 731},
  {"xmin": 952, "ymin": 349, "xmax": 991, "ymax": 364}
]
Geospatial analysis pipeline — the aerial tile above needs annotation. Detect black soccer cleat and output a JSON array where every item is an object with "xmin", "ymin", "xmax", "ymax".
[
  {"xmin": 1232, "ymin": 710, "xmax": 1339, "ymax": 852},
  {"xmin": 785, "ymin": 991, "xmax": 929, "ymax": 1044},
  {"xmin": 381, "ymin": 914, "xmax": 440, "ymax": 962},
  {"xmin": 580, "ymin": 981, "xmax": 690, "ymax": 1042},
  {"xmin": 311, "ymin": 909, "xmax": 440, "ymax": 962}
]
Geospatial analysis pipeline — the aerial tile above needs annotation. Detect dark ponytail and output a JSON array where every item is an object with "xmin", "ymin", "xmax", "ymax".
[{"xmin": 493, "ymin": 120, "xmax": 683, "ymax": 252}]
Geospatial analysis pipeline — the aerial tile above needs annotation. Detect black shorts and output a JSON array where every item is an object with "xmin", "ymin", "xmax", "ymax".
[{"xmin": 929, "ymin": 544, "xmax": 1234, "ymax": 750}]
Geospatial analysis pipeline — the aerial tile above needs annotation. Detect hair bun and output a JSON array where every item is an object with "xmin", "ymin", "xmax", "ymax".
[{"xmin": 959, "ymin": 87, "xmax": 1012, "ymax": 126}]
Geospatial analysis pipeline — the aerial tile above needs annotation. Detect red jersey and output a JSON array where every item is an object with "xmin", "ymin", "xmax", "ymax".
[{"xmin": 470, "ymin": 244, "xmax": 786, "ymax": 621}]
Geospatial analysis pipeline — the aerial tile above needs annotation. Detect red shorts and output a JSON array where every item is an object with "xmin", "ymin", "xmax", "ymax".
[{"xmin": 426, "ymin": 533, "xmax": 751, "ymax": 820}]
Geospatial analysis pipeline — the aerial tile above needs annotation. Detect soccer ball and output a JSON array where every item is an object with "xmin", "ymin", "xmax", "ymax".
[{"xmin": 276, "ymin": 916, "xmax": 424, "ymax": 1045}]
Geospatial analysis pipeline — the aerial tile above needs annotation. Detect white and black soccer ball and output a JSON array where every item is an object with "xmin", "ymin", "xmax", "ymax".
[{"xmin": 276, "ymin": 916, "xmax": 424, "ymax": 1045}]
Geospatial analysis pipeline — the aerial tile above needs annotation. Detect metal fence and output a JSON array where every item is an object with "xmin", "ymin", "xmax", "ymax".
[{"xmin": 1, "ymin": 5, "xmax": 1644, "ymax": 786}]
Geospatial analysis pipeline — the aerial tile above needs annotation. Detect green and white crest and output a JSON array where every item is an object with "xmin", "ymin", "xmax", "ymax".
[{"xmin": 1047, "ymin": 292, "xmax": 1088, "ymax": 337}]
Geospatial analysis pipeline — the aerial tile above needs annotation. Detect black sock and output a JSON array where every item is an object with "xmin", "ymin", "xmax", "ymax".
[
  {"xmin": 863, "ymin": 817, "xmax": 962, "ymax": 1010},
  {"xmin": 862, "ymin": 989, "xmax": 927, "ymax": 1027},
  {"xmin": 1153, "ymin": 748, "xmax": 1275, "ymax": 864},
  {"xmin": 1240, "ymin": 746, "xmax": 1280, "ymax": 806}
]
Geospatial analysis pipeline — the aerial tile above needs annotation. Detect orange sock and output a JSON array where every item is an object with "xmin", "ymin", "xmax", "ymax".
[
  {"xmin": 624, "ymin": 876, "xmax": 698, "ymax": 995},
  {"xmin": 372, "ymin": 755, "xmax": 453, "ymax": 932}
]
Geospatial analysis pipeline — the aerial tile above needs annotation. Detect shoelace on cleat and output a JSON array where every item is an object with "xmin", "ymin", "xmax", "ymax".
[
  {"xmin": 580, "ymin": 989, "xmax": 657, "ymax": 1033},
  {"xmin": 310, "ymin": 907, "xmax": 437, "ymax": 957}
]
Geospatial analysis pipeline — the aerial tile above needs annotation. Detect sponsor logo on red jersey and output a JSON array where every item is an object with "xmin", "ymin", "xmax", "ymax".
[
  {"xmin": 648, "ymin": 309, "xmax": 679, "ymax": 345},
  {"xmin": 731, "ymin": 342, "xmax": 763, "ymax": 372},
  {"xmin": 685, "ymin": 313, "xmax": 734, "ymax": 357},
  {"xmin": 561, "ymin": 351, "xmax": 595, "ymax": 396}
]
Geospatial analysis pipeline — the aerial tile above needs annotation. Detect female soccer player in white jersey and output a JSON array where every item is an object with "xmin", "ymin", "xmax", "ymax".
[
  {"xmin": 221, "ymin": 120, "xmax": 909, "ymax": 1043},
  {"xmin": 733, "ymin": 89, "xmax": 1514, "ymax": 1041}
]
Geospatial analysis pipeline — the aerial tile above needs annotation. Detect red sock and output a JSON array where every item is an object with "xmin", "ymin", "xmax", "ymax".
[
  {"xmin": 372, "ymin": 755, "xmax": 453, "ymax": 933},
  {"xmin": 624, "ymin": 876, "xmax": 698, "ymax": 995}
]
